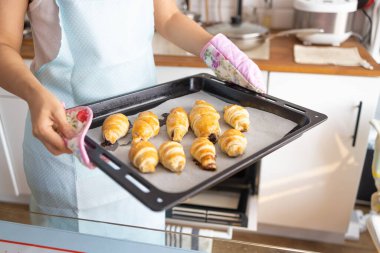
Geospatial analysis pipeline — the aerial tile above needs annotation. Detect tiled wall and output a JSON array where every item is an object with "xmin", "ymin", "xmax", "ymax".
[{"xmin": 178, "ymin": 0, "xmax": 295, "ymax": 29}]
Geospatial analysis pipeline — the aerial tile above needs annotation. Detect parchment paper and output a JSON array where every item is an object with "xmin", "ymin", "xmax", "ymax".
[{"xmin": 87, "ymin": 91, "xmax": 297, "ymax": 193}]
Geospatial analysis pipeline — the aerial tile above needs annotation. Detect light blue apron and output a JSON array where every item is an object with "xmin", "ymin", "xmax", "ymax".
[{"xmin": 24, "ymin": 0, "xmax": 164, "ymax": 243}]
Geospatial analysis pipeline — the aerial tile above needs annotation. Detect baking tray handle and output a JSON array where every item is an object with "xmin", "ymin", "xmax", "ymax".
[{"xmin": 84, "ymin": 136, "xmax": 172, "ymax": 211}]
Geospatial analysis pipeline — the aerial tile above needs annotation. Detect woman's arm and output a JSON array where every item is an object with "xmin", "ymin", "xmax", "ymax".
[
  {"xmin": 154, "ymin": 0, "xmax": 212, "ymax": 56},
  {"xmin": 0, "ymin": 0, "xmax": 39, "ymax": 101},
  {"xmin": 153, "ymin": 0, "xmax": 266, "ymax": 93},
  {"xmin": 0, "ymin": 0, "xmax": 73, "ymax": 155}
]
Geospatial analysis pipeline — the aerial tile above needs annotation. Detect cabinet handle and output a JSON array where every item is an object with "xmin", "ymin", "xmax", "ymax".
[
  {"xmin": 352, "ymin": 101, "xmax": 363, "ymax": 147},
  {"xmin": 0, "ymin": 114, "xmax": 20, "ymax": 196}
]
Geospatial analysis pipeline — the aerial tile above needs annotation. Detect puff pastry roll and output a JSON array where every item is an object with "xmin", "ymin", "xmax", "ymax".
[
  {"xmin": 102, "ymin": 113, "xmax": 130, "ymax": 144},
  {"xmin": 158, "ymin": 141, "xmax": 186, "ymax": 172},
  {"xmin": 190, "ymin": 137, "xmax": 217, "ymax": 171},
  {"xmin": 166, "ymin": 107, "xmax": 189, "ymax": 142},
  {"xmin": 218, "ymin": 129, "xmax": 247, "ymax": 157},
  {"xmin": 189, "ymin": 100, "xmax": 221, "ymax": 143},
  {"xmin": 129, "ymin": 141, "xmax": 158, "ymax": 173},
  {"xmin": 224, "ymin": 105, "xmax": 250, "ymax": 132},
  {"xmin": 132, "ymin": 111, "xmax": 160, "ymax": 143}
]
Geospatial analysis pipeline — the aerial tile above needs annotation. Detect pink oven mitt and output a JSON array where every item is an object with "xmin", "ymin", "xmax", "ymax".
[
  {"xmin": 64, "ymin": 106, "xmax": 95, "ymax": 169},
  {"xmin": 200, "ymin": 33, "xmax": 266, "ymax": 93}
]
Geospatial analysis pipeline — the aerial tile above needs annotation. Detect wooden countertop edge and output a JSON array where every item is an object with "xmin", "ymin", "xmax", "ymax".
[
  {"xmin": 22, "ymin": 37, "xmax": 380, "ymax": 77},
  {"xmin": 254, "ymin": 61, "xmax": 380, "ymax": 77},
  {"xmin": 154, "ymin": 55, "xmax": 380, "ymax": 77}
]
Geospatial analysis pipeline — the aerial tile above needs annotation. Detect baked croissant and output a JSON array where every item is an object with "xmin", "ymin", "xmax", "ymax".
[
  {"xmin": 224, "ymin": 105, "xmax": 250, "ymax": 132},
  {"xmin": 189, "ymin": 100, "xmax": 221, "ymax": 143},
  {"xmin": 190, "ymin": 137, "xmax": 217, "ymax": 171},
  {"xmin": 129, "ymin": 141, "xmax": 158, "ymax": 173},
  {"xmin": 158, "ymin": 141, "xmax": 186, "ymax": 172},
  {"xmin": 166, "ymin": 107, "xmax": 189, "ymax": 142},
  {"xmin": 218, "ymin": 129, "xmax": 247, "ymax": 157},
  {"xmin": 132, "ymin": 111, "xmax": 160, "ymax": 143},
  {"xmin": 102, "ymin": 113, "xmax": 130, "ymax": 144}
]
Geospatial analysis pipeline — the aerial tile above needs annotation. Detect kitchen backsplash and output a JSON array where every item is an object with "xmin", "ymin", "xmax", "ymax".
[
  {"xmin": 177, "ymin": 0, "xmax": 295, "ymax": 29},
  {"xmin": 177, "ymin": 0, "xmax": 368, "ymax": 41}
]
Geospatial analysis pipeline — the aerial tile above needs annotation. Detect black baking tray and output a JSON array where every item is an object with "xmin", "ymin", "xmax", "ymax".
[{"xmin": 83, "ymin": 74, "xmax": 327, "ymax": 211}]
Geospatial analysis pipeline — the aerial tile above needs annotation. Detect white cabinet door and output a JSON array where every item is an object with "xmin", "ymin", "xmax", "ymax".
[
  {"xmin": 258, "ymin": 72, "xmax": 380, "ymax": 241},
  {"xmin": 0, "ymin": 97, "xmax": 30, "ymax": 203},
  {"xmin": 0, "ymin": 122, "xmax": 18, "ymax": 202},
  {"xmin": 0, "ymin": 60, "xmax": 31, "ymax": 203}
]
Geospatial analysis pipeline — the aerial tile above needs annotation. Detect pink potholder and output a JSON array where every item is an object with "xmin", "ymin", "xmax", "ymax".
[
  {"xmin": 200, "ymin": 33, "xmax": 266, "ymax": 93},
  {"xmin": 64, "ymin": 106, "xmax": 95, "ymax": 169}
]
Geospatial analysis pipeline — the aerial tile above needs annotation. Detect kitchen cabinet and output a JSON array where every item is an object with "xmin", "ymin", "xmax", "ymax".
[
  {"xmin": 258, "ymin": 72, "xmax": 380, "ymax": 243},
  {"xmin": 0, "ymin": 97, "xmax": 29, "ymax": 203},
  {"xmin": 0, "ymin": 60, "xmax": 31, "ymax": 203},
  {"xmin": 0, "ymin": 130, "xmax": 17, "ymax": 202}
]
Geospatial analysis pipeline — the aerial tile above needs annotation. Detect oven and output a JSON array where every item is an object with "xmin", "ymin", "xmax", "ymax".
[{"xmin": 166, "ymin": 162, "xmax": 260, "ymax": 228}]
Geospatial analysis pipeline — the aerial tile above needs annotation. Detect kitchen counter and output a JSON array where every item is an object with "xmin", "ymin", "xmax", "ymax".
[
  {"xmin": 153, "ymin": 36, "xmax": 380, "ymax": 77},
  {"xmin": 21, "ymin": 36, "xmax": 380, "ymax": 77},
  {"xmin": 21, "ymin": 37, "xmax": 380, "ymax": 77}
]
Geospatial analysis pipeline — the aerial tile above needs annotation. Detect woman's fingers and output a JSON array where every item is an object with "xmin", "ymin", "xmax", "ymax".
[
  {"xmin": 43, "ymin": 141, "xmax": 66, "ymax": 156},
  {"xmin": 32, "ymin": 120, "xmax": 72, "ymax": 155},
  {"xmin": 40, "ymin": 127, "xmax": 72, "ymax": 155},
  {"xmin": 53, "ymin": 108, "xmax": 76, "ymax": 139},
  {"xmin": 28, "ymin": 88, "xmax": 76, "ymax": 156}
]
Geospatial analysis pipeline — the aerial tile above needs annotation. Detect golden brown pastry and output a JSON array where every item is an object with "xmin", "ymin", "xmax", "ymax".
[
  {"xmin": 158, "ymin": 141, "xmax": 186, "ymax": 172},
  {"xmin": 218, "ymin": 129, "xmax": 247, "ymax": 157},
  {"xmin": 102, "ymin": 113, "xmax": 130, "ymax": 144},
  {"xmin": 189, "ymin": 100, "xmax": 221, "ymax": 143},
  {"xmin": 190, "ymin": 137, "xmax": 217, "ymax": 171},
  {"xmin": 166, "ymin": 107, "xmax": 189, "ymax": 142},
  {"xmin": 132, "ymin": 111, "xmax": 160, "ymax": 143},
  {"xmin": 129, "ymin": 141, "xmax": 158, "ymax": 173},
  {"xmin": 223, "ymin": 105, "xmax": 250, "ymax": 132}
]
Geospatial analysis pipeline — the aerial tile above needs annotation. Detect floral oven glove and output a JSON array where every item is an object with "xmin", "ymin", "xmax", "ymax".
[
  {"xmin": 200, "ymin": 33, "xmax": 266, "ymax": 93},
  {"xmin": 64, "ymin": 106, "xmax": 95, "ymax": 169}
]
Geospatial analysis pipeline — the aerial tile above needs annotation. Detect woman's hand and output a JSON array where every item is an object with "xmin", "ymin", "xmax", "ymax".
[
  {"xmin": 27, "ymin": 88, "xmax": 75, "ymax": 156},
  {"xmin": 0, "ymin": 1, "xmax": 74, "ymax": 155},
  {"xmin": 200, "ymin": 34, "xmax": 266, "ymax": 93}
]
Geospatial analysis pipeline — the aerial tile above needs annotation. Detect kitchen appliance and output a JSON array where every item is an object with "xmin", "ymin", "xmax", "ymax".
[
  {"xmin": 180, "ymin": 0, "xmax": 201, "ymax": 23},
  {"xmin": 368, "ymin": 0, "xmax": 380, "ymax": 63},
  {"xmin": 206, "ymin": 0, "xmax": 323, "ymax": 51},
  {"xmin": 166, "ymin": 162, "xmax": 259, "ymax": 227},
  {"xmin": 83, "ymin": 74, "xmax": 327, "ymax": 212},
  {"xmin": 294, "ymin": 0, "xmax": 358, "ymax": 46},
  {"xmin": 206, "ymin": 23, "xmax": 323, "ymax": 51}
]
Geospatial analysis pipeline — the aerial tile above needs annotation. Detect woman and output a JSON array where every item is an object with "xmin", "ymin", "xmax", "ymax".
[{"xmin": 0, "ymin": 0, "xmax": 264, "ymax": 240}]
